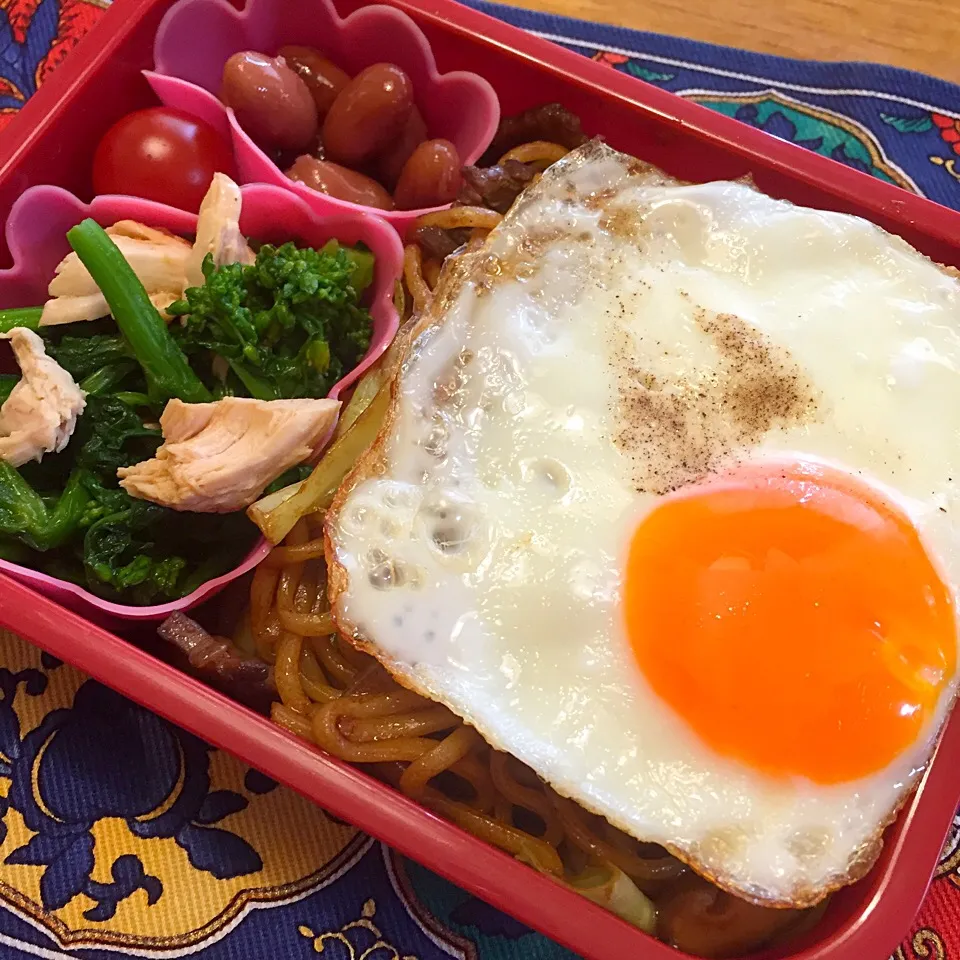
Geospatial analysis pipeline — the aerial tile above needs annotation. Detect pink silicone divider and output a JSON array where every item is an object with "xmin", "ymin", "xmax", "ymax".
[
  {"xmin": 149, "ymin": 0, "xmax": 500, "ymax": 234},
  {"xmin": 0, "ymin": 181, "xmax": 402, "ymax": 623}
]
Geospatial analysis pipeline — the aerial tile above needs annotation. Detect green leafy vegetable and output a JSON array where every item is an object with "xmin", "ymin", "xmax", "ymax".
[
  {"xmin": 1, "ymin": 229, "xmax": 374, "ymax": 605},
  {"xmin": 113, "ymin": 391, "xmax": 152, "ymax": 408},
  {"xmin": 80, "ymin": 489, "xmax": 254, "ymax": 604},
  {"xmin": 168, "ymin": 240, "xmax": 374, "ymax": 400},
  {"xmin": 82, "ymin": 499, "xmax": 187, "ymax": 601},
  {"xmin": 65, "ymin": 219, "xmax": 210, "ymax": 404},
  {"xmin": 0, "ymin": 464, "xmax": 255, "ymax": 604},
  {"xmin": 0, "ymin": 463, "xmax": 91, "ymax": 551},
  {"xmin": 48, "ymin": 333, "xmax": 131, "ymax": 380},
  {"xmin": 73, "ymin": 395, "xmax": 162, "ymax": 479},
  {"xmin": 0, "ymin": 537, "xmax": 32, "ymax": 562},
  {"xmin": 78, "ymin": 361, "xmax": 139, "ymax": 397},
  {"xmin": 45, "ymin": 334, "xmax": 147, "ymax": 399},
  {"xmin": 0, "ymin": 307, "xmax": 42, "ymax": 333}
]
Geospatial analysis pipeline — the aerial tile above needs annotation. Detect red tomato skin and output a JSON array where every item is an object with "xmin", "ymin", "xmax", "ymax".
[{"xmin": 92, "ymin": 108, "xmax": 236, "ymax": 212}]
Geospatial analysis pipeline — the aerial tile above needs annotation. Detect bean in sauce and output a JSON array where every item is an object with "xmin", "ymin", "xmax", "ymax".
[
  {"xmin": 394, "ymin": 139, "xmax": 461, "ymax": 210},
  {"xmin": 222, "ymin": 46, "xmax": 468, "ymax": 213},
  {"xmin": 322, "ymin": 63, "xmax": 414, "ymax": 167},
  {"xmin": 278, "ymin": 46, "xmax": 350, "ymax": 118},
  {"xmin": 378, "ymin": 105, "xmax": 428, "ymax": 189},
  {"xmin": 221, "ymin": 51, "xmax": 318, "ymax": 152},
  {"xmin": 287, "ymin": 155, "xmax": 395, "ymax": 210}
]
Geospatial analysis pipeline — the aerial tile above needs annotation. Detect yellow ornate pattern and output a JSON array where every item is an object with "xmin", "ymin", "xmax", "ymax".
[
  {"xmin": 894, "ymin": 928, "xmax": 948, "ymax": 960},
  {"xmin": 298, "ymin": 899, "xmax": 418, "ymax": 959},
  {"xmin": 936, "ymin": 813, "xmax": 960, "ymax": 884},
  {"xmin": 0, "ymin": 629, "xmax": 364, "ymax": 950}
]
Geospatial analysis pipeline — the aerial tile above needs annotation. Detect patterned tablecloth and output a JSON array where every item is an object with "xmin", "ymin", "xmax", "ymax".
[{"xmin": 0, "ymin": 1, "xmax": 959, "ymax": 957}]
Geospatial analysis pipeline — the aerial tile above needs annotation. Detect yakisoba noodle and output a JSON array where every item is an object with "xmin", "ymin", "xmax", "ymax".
[
  {"xmin": 498, "ymin": 140, "xmax": 571, "ymax": 167},
  {"xmin": 404, "ymin": 205, "xmax": 501, "ymax": 313},
  {"xmin": 240, "ymin": 138, "xmax": 826, "ymax": 958},
  {"xmin": 246, "ymin": 520, "xmax": 822, "ymax": 955},
  {"xmin": 399, "ymin": 139, "xmax": 565, "ymax": 312},
  {"xmin": 247, "ymin": 519, "xmax": 687, "ymax": 883}
]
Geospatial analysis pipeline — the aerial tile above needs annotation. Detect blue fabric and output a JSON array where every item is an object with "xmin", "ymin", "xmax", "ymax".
[
  {"xmin": 466, "ymin": 0, "xmax": 960, "ymax": 210},
  {"xmin": 1, "ymin": 3, "xmax": 960, "ymax": 958}
]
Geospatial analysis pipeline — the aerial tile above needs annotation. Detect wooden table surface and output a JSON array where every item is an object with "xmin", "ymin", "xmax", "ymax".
[{"xmin": 515, "ymin": 0, "xmax": 960, "ymax": 86}]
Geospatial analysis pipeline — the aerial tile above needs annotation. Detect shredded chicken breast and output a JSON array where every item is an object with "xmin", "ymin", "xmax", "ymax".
[
  {"xmin": 41, "ymin": 175, "xmax": 255, "ymax": 327},
  {"xmin": 0, "ymin": 327, "xmax": 86, "ymax": 466},
  {"xmin": 41, "ymin": 223, "xmax": 191, "ymax": 326},
  {"xmin": 185, "ymin": 173, "xmax": 255, "ymax": 289},
  {"xmin": 117, "ymin": 396, "xmax": 340, "ymax": 512}
]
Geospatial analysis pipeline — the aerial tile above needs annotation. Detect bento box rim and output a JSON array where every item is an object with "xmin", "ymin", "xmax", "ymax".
[{"xmin": 0, "ymin": 0, "xmax": 958, "ymax": 958}]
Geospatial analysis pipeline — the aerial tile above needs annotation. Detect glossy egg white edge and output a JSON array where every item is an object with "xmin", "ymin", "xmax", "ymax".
[{"xmin": 325, "ymin": 141, "xmax": 960, "ymax": 907}]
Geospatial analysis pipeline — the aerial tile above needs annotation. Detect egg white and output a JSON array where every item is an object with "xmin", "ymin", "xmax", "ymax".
[{"xmin": 326, "ymin": 143, "xmax": 960, "ymax": 905}]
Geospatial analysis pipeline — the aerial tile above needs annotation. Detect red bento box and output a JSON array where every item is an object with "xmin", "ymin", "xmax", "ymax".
[{"xmin": 2, "ymin": 0, "xmax": 960, "ymax": 958}]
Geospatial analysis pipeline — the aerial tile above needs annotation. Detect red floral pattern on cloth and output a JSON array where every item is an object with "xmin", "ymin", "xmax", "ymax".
[
  {"xmin": 933, "ymin": 113, "xmax": 960, "ymax": 156},
  {"xmin": 916, "ymin": 818, "xmax": 960, "ymax": 959},
  {"xmin": 0, "ymin": 0, "xmax": 106, "ymax": 134},
  {"xmin": 594, "ymin": 49, "xmax": 627, "ymax": 66},
  {"xmin": 0, "ymin": 0, "xmax": 42, "ymax": 43},
  {"xmin": 1, "ymin": 2, "xmax": 960, "ymax": 957},
  {"xmin": 36, "ymin": 0, "xmax": 106, "ymax": 85}
]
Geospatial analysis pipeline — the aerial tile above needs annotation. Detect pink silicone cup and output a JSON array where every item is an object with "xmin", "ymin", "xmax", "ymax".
[
  {"xmin": 148, "ymin": 0, "xmax": 500, "ymax": 234},
  {"xmin": 0, "ymin": 182, "xmax": 402, "ymax": 623}
]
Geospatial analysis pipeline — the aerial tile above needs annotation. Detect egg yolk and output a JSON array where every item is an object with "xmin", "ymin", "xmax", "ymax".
[{"xmin": 624, "ymin": 459, "xmax": 956, "ymax": 784}]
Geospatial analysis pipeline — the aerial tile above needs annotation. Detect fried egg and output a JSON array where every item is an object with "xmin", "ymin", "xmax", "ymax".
[{"xmin": 325, "ymin": 142, "xmax": 960, "ymax": 906}]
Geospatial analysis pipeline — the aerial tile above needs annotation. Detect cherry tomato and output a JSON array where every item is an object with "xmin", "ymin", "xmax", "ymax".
[{"xmin": 92, "ymin": 107, "xmax": 235, "ymax": 212}]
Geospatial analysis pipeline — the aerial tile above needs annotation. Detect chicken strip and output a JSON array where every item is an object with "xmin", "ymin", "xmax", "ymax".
[
  {"xmin": 0, "ymin": 327, "xmax": 86, "ymax": 467},
  {"xmin": 185, "ymin": 173, "xmax": 255, "ymax": 289},
  {"xmin": 118, "ymin": 396, "xmax": 340, "ymax": 512},
  {"xmin": 41, "ymin": 176, "xmax": 255, "ymax": 327},
  {"xmin": 41, "ymin": 226, "xmax": 192, "ymax": 326}
]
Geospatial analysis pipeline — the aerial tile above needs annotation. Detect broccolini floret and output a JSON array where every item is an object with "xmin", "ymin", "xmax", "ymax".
[{"xmin": 167, "ymin": 240, "xmax": 375, "ymax": 401}]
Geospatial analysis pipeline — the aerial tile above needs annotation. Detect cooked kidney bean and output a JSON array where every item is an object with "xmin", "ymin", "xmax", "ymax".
[
  {"xmin": 286, "ymin": 155, "xmax": 395, "ymax": 210},
  {"xmin": 278, "ymin": 46, "xmax": 350, "ymax": 119},
  {"xmin": 221, "ymin": 51, "xmax": 318, "ymax": 151},
  {"xmin": 393, "ymin": 139, "xmax": 461, "ymax": 210},
  {"xmin": 322, "ymin": 63, "xmax": 413, "ymax": 166},
  {"xmin": 378, "ymin": 106, "xmax": 428, "ymax": 189}
]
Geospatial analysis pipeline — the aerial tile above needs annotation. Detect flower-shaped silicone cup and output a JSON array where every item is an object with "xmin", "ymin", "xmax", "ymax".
[
  {"xmin": 149, "ymin": 0, "xmax": 500, "ymax": 234},
  {"xmin": 0, "ymin": 183, "xmax": 402, "ymax": 624}
]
